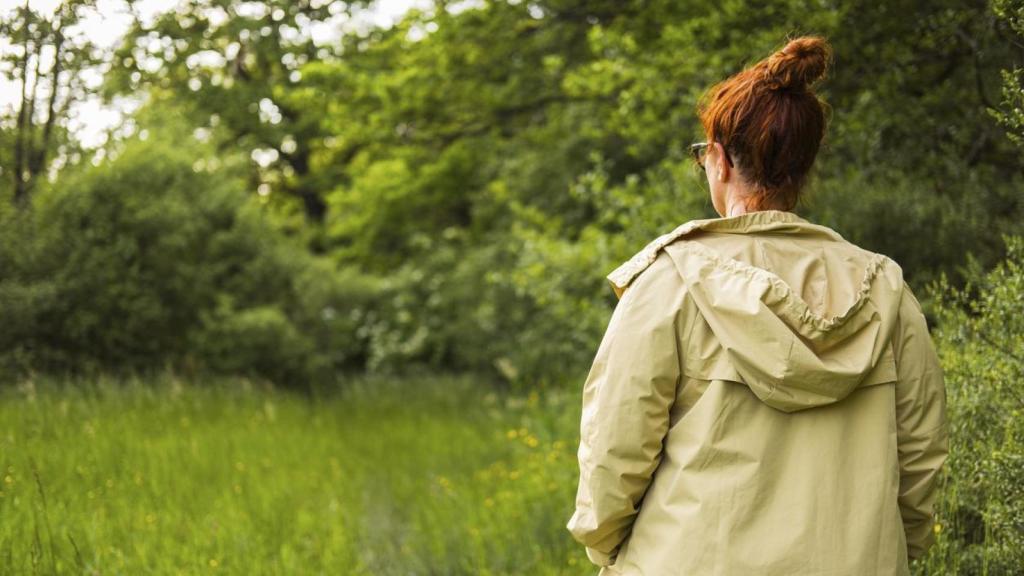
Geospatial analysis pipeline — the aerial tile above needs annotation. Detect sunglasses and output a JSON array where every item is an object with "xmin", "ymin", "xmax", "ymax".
[{"xmin": 690, "ymin": 141, "xmax": 733, "ymax": 172}]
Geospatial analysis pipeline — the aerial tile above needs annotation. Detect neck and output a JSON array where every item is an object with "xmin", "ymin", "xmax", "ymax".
[{"xmin": 724, "ymin": 189, "xmax": 788, "ymax": 216}]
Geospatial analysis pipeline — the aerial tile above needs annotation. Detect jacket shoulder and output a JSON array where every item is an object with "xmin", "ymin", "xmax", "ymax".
[{"xmin": 606, "ymin": 220, "xmax": 705, "ymax": 299}]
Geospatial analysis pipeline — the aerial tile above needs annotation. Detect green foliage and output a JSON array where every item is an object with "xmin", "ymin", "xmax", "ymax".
[
  {"xmin": 809, "ymin": 163, "xmax": 1023, "ymax": 291},
  {"xmin": 327, "ymin": 140, "xmax": 483, "ymax": 269},
  {"xmin": 192, "ymin": 303, "xmax": 318, "ymax": 387},
  {"xmin": 992, "ymin": 0, "xmax": 1024, "ymax": 152},
  {"xmin": 291, "ymin": 0, "xmax": 1024, "ymax": 383},
  {"xmin": 3, "ymin": 0, "xmax": 997, "ymax": 388},
  {"xmin": 0, "ymin": 123, "xmax": 376, "ymax": 388},
  {"xmin": 105, "ymin": 0, "xmax": 375, "ymax": 227},
  {"xmin": 2, "ymin": 2, "xmax": 1022, "ymax": 569},
  {"xmin": 919, "ymin": 235, "xmax": 1024, "ymax": 574},
  {"xmin": 0, "ymin": 4, "xmax": 1021, "ymax": 572}
]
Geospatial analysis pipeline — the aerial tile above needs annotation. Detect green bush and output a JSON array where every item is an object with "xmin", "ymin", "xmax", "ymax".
[
  {"xmin": 0, "ymin": 129, "xmax": 380, "ymax": 388},
  {"xmin": 919, "ymin": 234, "xmax": 1024, "ymax": 574},
  {"xmin": 191, "ymin": 302, "xmax": 319, "ymax": 388},
  {"xmin": 807, "ymin": 163, "xmax": 1022, "ymax": 292}
]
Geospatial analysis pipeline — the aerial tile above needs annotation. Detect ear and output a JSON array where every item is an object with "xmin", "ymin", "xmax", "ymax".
[{"xmin": 714, "ymin": 141, "xmax": 729, "ymax": 182}]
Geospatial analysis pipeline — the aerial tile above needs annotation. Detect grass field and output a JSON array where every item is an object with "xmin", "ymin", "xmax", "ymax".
[{"xmin": 0, "ymin": 374, "xmax": 592, "ymax": 575}]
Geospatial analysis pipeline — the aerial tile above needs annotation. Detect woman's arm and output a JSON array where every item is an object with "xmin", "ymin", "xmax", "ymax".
[
  {"xmin": 892, "ymin": 281, "xmax": 950, "ymax": 560},
  {"xmin": 566, "ymin": 253, "xmax": 685, "ymax": 566}
]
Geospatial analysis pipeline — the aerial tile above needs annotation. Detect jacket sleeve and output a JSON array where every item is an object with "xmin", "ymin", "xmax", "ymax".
[
  {"xmin": 892, "ymin": 281, "xmax": 949, "ymax": 560},
  {"xmin": 566, "ymin": 253, "xmax": 684, "ymax": 566}
]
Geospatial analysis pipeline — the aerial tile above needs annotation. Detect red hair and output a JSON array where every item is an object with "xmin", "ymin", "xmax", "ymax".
[{"xmin": 696, "ymin": 35, "xmax": 834, "ymax": 211}]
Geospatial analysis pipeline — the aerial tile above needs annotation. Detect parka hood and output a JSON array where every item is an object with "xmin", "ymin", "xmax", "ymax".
[{"xmin": 607, "ymin": 210, "xmax": 905, "ymax": 412}]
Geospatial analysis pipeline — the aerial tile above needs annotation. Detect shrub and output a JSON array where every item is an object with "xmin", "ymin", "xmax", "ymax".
[
  {"xmin": 919, "ymin": 234, "xmax": 1024, "ymax": 574},
  {"xmin": 0, "ymin": 129, "xmax": 380, "ymax": 388}
]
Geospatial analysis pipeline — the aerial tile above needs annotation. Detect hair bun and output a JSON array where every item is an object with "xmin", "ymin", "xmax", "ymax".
[{"xmin": 763, "ymin": 36, "xmax": 832, "ymax": 93}]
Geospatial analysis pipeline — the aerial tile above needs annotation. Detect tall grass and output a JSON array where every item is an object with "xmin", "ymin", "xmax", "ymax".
[{"xmin": 0, "ymin": 374, "xmax": 589, "ymax": 575}]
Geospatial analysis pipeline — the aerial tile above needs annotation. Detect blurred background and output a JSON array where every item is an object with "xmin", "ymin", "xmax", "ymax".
[{"xmin": 0, "ymin": 0, "xmax": 1022, "ymax": 573}]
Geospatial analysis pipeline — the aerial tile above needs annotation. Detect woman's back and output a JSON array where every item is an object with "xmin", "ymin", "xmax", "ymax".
[
  {"xmin": 567, "ymin": 35, "xmax": 948, "ymax": 575},
  {"xmin": 566, "ymin": 210, "xmax": 948, "ymax": 575}
]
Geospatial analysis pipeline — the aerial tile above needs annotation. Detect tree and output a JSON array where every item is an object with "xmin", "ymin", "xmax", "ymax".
[
  {"xmin": 300, "ymin": 0, "xmax": 1024, "ymax": 381},
  {"xmin": 106, "ymin": 0, "xmax": 373, "ymax": 228},
  {"xmin": 0, "ymin": 0, "xmax": 102, "ymax": 207}
]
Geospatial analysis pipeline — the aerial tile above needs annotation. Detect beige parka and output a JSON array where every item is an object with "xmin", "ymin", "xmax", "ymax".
[{"xmin": 566, "ymin": 209, "xmax": 949, "ymax": 575}]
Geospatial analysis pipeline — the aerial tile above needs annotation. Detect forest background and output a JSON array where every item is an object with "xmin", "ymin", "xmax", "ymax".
[{"xmin": 0, "ymin": 0, "xmax": 1022, "ymax": 573}]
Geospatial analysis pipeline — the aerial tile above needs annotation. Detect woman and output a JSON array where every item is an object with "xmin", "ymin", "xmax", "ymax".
[{"xmin": 566, "ymin": 36, "xmax": 948, "ymax": 575}]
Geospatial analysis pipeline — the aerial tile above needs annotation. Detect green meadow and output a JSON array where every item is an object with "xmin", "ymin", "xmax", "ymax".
[
  {"xmin": 0, "ymin": 375, "xmax": 588, "ymax": 575},
  {"xmin": 3, "ymin": 0, "xmax": 1024, "ymax": 573}
]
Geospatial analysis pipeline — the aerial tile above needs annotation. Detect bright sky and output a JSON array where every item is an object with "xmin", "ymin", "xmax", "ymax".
[{"xmin": 0, "ymin": 0, "xmax": 432, "ymax": 148}]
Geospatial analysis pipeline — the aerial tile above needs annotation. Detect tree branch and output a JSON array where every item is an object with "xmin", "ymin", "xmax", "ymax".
[
  {"xmin": 31, "ymin": 10, "xmax": 64, "ymax": 183},
  {"xmin": 13, "ymin": 0, "xmax": 32, "ymax": 206},
  {"xmin": 954, "ymin": 20, "xmax": 998, "ymax": 113}
]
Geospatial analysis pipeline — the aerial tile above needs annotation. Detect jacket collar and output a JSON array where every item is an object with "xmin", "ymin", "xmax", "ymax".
[
  {"xmin": 607, "ymin": 210, "xmax": 843, "ymax": 298},
  {"xmin": 702, "ymin": 209, "xmax": 808, "ymax": 228},
  {"xmin": 682, "ymin": 209, "xmax": 842, "ymax": 239}
]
